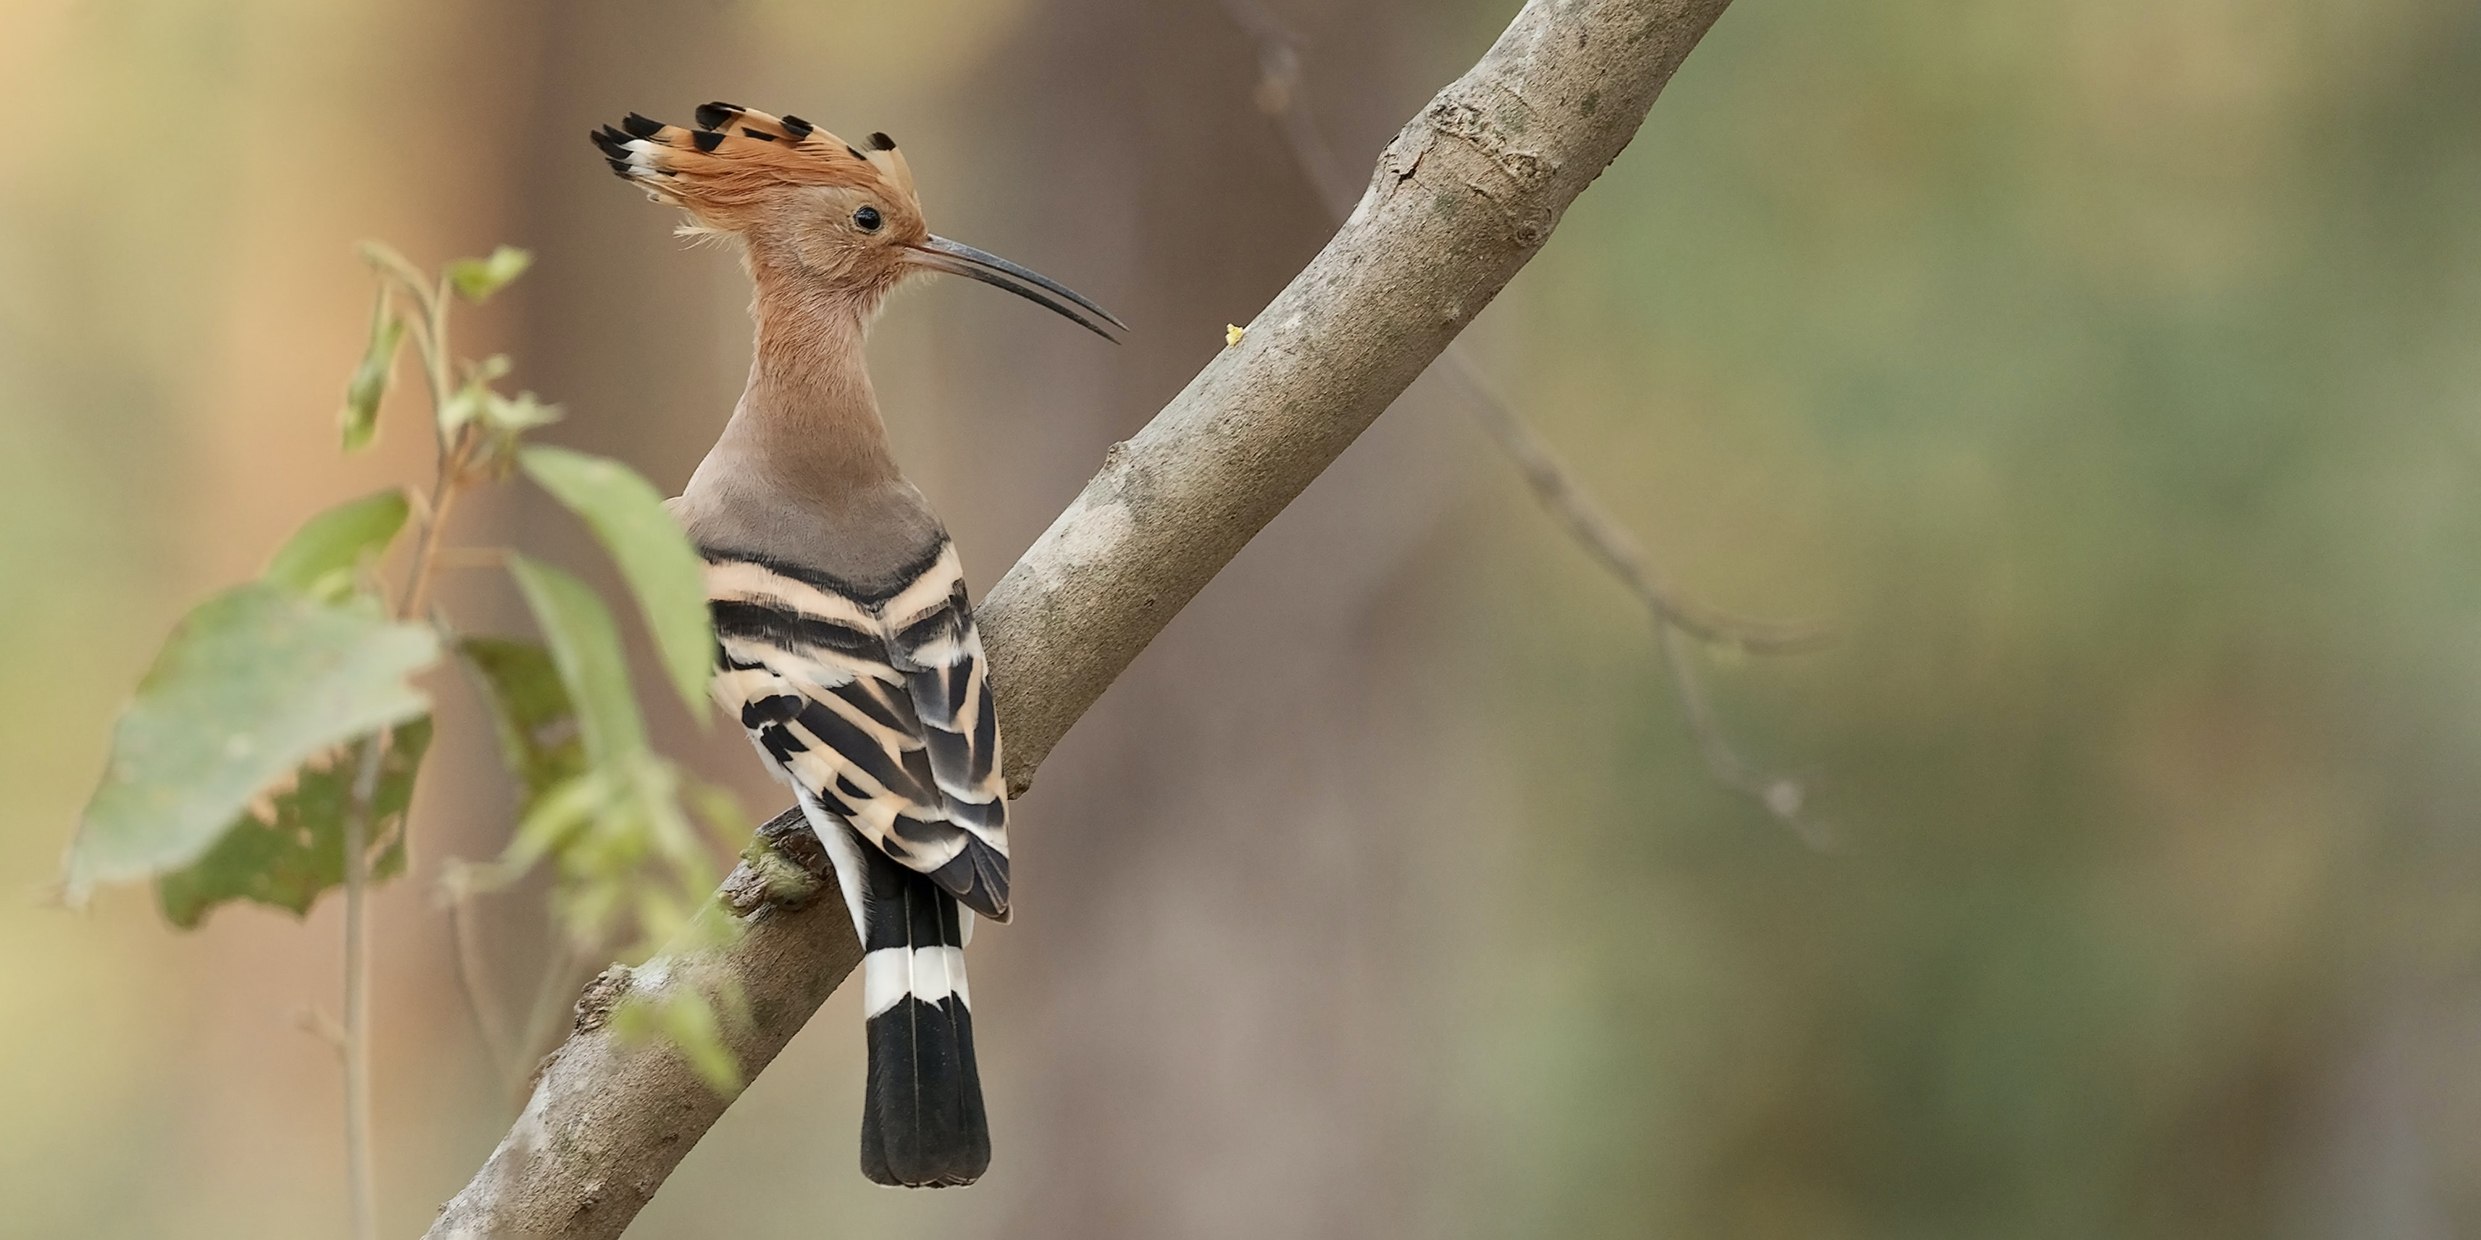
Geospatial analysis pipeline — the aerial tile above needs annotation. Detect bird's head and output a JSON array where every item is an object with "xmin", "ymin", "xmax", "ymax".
[{"xmin": 592, "ymin": 103, "xmax": 1121, "ymax": 339}]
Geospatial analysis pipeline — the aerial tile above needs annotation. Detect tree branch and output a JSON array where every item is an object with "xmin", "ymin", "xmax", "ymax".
[{"xmin": 427, "ymin": 1, "xmax": 1735, "ymax": 1233}]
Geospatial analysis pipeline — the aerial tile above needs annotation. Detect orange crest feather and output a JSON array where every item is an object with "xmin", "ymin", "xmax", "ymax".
[{"xmin": 591, "ymin": 103, "xmax": 917, "ymax": 233}]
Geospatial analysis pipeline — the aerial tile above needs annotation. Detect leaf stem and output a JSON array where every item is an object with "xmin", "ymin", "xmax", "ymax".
[{"xmin": 425, "ymin": 278, "xmax": 455, "ymax": 433}]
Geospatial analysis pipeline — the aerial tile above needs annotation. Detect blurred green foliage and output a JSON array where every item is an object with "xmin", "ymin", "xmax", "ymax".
[
  {"xmin": 263, "ymin": 490, "xmax": 412, "ymax": 603},
  {"xmin": 61, "ymin": 582, "xmax": 438, "ymax": 901},
  {"xmin": 158, "ymin": 720, "xmax": 432, "ymax": 928},
  {"xmin": 456, "ymin": 636, "xmax": 589, "ymax": 817},
  {"xmin": 518, "ymin": 445, "xmax": 718, "ymax": 721},
  {"xmin": 59, "ymin": 242, "xmax": 745, "ymax": 1106}
]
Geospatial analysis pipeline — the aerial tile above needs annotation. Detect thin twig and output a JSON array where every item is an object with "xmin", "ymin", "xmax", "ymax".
[
  {"xmin": 1221, "ymin": 0, "xmax": 1833, "ymax": 844},
  {"xmin": 399, "ymin": 436, "xmax": 470, "ymax": 622},
  {"xmin": 441, "ymin": 869, "xmax": 518, "ymax": 1086},
  {"xmin": 1451, "ymin": 364, "xmax": 1831, "ymax": 655},
  {"xmin": 340, "ymin": 738, "xmax": 386, "ymax": 1240}
]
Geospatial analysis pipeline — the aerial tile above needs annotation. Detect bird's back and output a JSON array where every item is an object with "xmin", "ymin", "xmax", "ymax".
[{"xmin": 674, "ymin": 463, "xmax": 1011, "ymax": 919}]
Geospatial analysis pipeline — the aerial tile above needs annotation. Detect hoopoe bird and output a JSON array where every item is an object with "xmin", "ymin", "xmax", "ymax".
[{"xmin": 591, "ymin": 103, "xmax": 1121, "ymax": 1187}]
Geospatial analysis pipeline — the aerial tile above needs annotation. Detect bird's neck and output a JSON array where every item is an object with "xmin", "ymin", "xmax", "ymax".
[{"xmin": 717, "ymin": 258, "xmax": 901, "ymax": 502}]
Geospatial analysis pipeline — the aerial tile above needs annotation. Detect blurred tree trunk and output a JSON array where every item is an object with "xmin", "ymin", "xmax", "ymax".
[{"xmin": 954, "ymin": 3, "xmax": 1483, "ymax": 1235}]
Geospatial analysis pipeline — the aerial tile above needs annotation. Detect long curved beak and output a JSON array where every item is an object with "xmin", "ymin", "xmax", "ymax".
[{"xmin": 905, "ymin": 235, "xmax": 1126, "ymax": 342}]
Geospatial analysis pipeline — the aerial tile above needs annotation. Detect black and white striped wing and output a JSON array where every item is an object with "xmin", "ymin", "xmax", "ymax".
[{"xmin": 704, "ymin": 545, "xmax": 1011, "ymax": 921}]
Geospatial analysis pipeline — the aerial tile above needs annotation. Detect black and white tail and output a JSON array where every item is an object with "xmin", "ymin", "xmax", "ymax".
[
  {"xmin": 700, "ymin": 543, "xmax": 1010, "ymax": 1186},
  {"xmin": 856, "ymin": 841, "xmax": 989, "ymax": 1187}
]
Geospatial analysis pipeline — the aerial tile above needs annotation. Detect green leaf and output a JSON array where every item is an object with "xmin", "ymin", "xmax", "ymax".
[
  {"xmin": 445, "ymin": 245, "xmax": 533, "ymax": 303},
  {"xmin": 505, "ymin": 554, "xmax": 648, "ymax": 763},
  {"xmin": 455, "ymin": 636, "xmax": 586, "ymax": 815},
  {"xmin": 518, "ymin": 445, "xmax": 713, "ymax": 723},
  {"xmin": 264, "ymin": 489, "xmax": 411, "ymax": 602},
  {"xmin": 63, "ymin": 583, "xmax": 440, "ymax": 903},
  {"xmin": 155, "ymin": 719, "xmax": 433, "ymax": 928},
  {"xmin": 339, "ymin": 290, "xmax": 406, "ymax": 452}
]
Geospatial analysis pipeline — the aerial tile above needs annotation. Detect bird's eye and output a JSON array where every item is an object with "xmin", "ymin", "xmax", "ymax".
[{"xmin": 853, "ymin": 206, "xmax": 883, "ymax": 233}]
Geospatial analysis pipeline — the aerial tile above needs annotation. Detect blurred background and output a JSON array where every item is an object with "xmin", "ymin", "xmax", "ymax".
[{"xmin": 5, "ymin": 0, "xmax": 2480, "ymax": 1235}]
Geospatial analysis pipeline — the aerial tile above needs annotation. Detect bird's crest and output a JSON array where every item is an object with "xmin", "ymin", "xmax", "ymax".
[
  {"xmin": 591, "ymin": 101, "xmax": 1123, "ymax": 339},
  {"xmin": 591, "ymin": 103, "xmax": 918, "ymax": 235}
]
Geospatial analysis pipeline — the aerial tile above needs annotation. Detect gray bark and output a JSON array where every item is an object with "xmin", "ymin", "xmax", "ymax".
[{"xmin": 427, "ymin": 1, "xmax": 1735, "ymax": 1233}]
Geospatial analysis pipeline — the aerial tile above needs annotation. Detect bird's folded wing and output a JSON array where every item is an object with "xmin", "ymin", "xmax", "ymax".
[{"xmin": 704, "ymin": 547, "xmax": 1012, "ymax": 919}]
